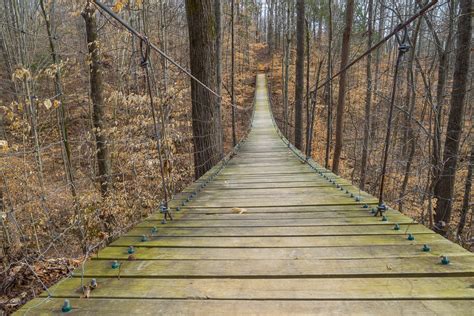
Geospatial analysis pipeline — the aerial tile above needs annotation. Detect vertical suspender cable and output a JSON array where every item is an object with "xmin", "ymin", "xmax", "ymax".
[
  {"xmin": 377, "ymin": 27, "xmax": 410, "ymax": 213},
  {"xmin": 140, "ymin": 37, "xmax": 170, "ymax": 218}
]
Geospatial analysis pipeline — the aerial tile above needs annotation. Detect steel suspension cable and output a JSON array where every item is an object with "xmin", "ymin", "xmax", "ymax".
[
  {"xmin": 376, "ymin": 26, "xmax": 410, "ymax": 215},
  {"xmin": 139, "ymin": 37, "xmax": 171, "ymax": 219}
]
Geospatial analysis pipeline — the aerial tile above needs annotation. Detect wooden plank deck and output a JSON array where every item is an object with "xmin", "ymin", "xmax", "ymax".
[{"xmin": 17, "ymin": 74, "xmax": 474, "ymax": 315}]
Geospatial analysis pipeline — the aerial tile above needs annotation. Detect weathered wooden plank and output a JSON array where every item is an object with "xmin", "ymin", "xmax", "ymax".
[
  {"xmin": 162, "ymin": 210, "xmax": 396, "ymax": 220},
  {"xmin": 41, "ymin": 277, "xmax": 474, "ymax": 300},
  {"xmin": 17, "ymin": 298, "xmax": 474, "ymax": 316},
  {"xmin": 73, "ymin": 256, "xmax": 474, "ymax": 278},
  {"xmin": 180, "ymin": 205, "xmax": 378, "ymax": 213},
  {"xmin": 140, "ymin": 214, "xmax": 415, "ymax": 226},
  {"xmin": 125, "ymin": 224, "xmax": 433, "ymax": 237},
  {"xmin": 193, "ymin": 186, "xmax": 367, "ymax": 198},
  {"xmin": 183, "ymin": 198, "xmax": 378, "ymax": 208},
  {"xmin": 110, "ymin": 233, "xmax": 453, "ymax": 248},
  {"xmin": 96, "ymin": 244, "xmax": 469, "ymax": 260}
]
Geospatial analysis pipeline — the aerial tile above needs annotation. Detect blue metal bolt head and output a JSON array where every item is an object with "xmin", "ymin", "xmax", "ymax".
[
  {"xmin": 161, "ymin": 219, "xmax": 167, "ymax": 224},
  {"xmin": 370, "ymin": 208, "xmax": 376, "ymax": 214},
  {"xmin": 363, "ymin": 204, "xmax": 369, "ymax": 209},
  {"xmin": 90, "ymin": 278, "xmax": 97, "ymax": 289},
  {"xmin": 382, "ymin": 215, "xmax": 388, "ymax": 222},
  {"xmin": 141, "ymin": 235, "xmax": 148, "ymax": 242},
  {"xmin": 160, "ymin": 206, "xmax": 167, "ymax": 214},
  {"xmin": 127, "ymin": 246, "xmax": 135, "ymax": 254},
  {"xmin": 393, "ymin": 223, "xmax": 400, "ymax": 230},
  {"xmin": 407, "ymin": 233, "xmax": 415, "ymax": 241},
  {"xmin": 111, "ymin": 260, "xmax": 120, "ymax": 269},
  {"xmin": 151, "ymin": 226, "xmax": 158, "ymax": 234},
  {"xmin": 62, "ymin": 299, "xmax": 72, "ymax": 313},
  {"xmin": 422, "ymin": 244, "xmax": 431, "ymax": 252},
  {"xmin": 441, "ymin": 256, "xmax": 450, "ymax": 265}
]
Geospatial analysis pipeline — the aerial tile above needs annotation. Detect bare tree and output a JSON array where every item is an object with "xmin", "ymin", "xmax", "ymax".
[
  {"xmin": 360, "ymin": 0, "xmax": 374, "ymax": 190},
  {"xmin": 185, "ymin": 0, "xmax": 220, "ymax": 178},
  {"xmin": 294, "ymin": 0, "xmax": 305, "ymax": 150},
  {"xmin": 332, "ymin": 0, "xmax": 355, "ymax": 173},
  {"xmin": 82, "ymin": 2, "xmax": 111, "ymax": 196},
  {"xmin": 434, "ymin": 0, "xmax": 472, "ymax": 230}
]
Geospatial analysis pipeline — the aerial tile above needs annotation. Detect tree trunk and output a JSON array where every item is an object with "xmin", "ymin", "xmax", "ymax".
[
  {"xmin": 332, "ymin": 0, "xmax": 355, "ymax": 174},
  {"xmin": 293, "ymin": 0, "xmax": 305, "ymax": 150},
  {"xmin": 434, "ymin": 0, "xmax": 471, "ymax": 230},
  {"xmin": 185, "ymin": 0, "xmax": 220, "ymax": 178},
  {"xmin": 283, "ymin": 0, "xmax": 291, "ymax": 138},
  {"xmin": 360, "ymin": 0, "xmax": 373, "ymax": 190},
  {"xmin": 324, "ymin": 0, "xmax": 333, "ymax": 169},
  {"xmin": 82, "ymin": 2, "xmax": 111, "ymax": 197},
  {"xmin": 457, "ymin": 144, "xmax": 473, "ymax": 238},
  {"xmin": 231, "ymin": 0, "xmax": 237, "ymax": 146},
  {"xmin": 267, "ymin": 0, "xmax": 274, "ymax": 53},
  {"xmin": 214, "ymin": 0, "xmax": 224, "ymax": 158}
]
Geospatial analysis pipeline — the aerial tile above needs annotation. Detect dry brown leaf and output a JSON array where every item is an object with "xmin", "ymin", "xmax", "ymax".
[{"xmin": 232, "ymin": 207, "xmax": 247, "ymax": 214}]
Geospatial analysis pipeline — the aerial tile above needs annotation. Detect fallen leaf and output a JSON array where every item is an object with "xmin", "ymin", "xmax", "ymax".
[
  {"xmin": 43, "ymin": 99, "xmax": 52, "ymax": 110},
  {"xmin": 232, "ymin": 207, "xmax": 247, "ymax": 214}
]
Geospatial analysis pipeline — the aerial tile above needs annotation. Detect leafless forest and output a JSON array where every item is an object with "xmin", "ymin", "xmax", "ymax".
[{"xmin": 0, "ymin": 0, "xmax": 472, "ymax": 312}]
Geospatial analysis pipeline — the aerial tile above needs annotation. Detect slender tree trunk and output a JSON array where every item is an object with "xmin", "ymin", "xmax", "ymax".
[
  {"xmin": 308, "ymin": 61, "xmax": 323, "ymax": 158},
  {"xmin": 184, "ymin": 0, "xmax": 220, "ymax": 178},
  {"xmin": 283, "ymin": 0, "xmax": 291, "ymax": 138},
  {"xmin": 371, "ymin": 0, "xmax": 384, "ymax": 139},
  {"xmin": 305, "ymin": 18, "xmax": 311, "ymax": 156},
  {"xmin": 360, "ymin": 0, "xmax": 373, "ymax": 190},
  {"xmin": 83, "ymin": 2, "xmax": 111, "ymax": 197},
  {"xmin": 159, "ymin": 0, "xmax": 169, "ymax": 93},
  {"xmin": 267, "ymin": 0, "xmax": 274, "ymax": 53},
  {"xmin": 324, "ymin": 0, "xmax": 333, "ymax": 169},
  {"xmin": 332, "ymin": 0, "xmax": 355, "ymax": 174},
  {"xmin": 231, "ymin": 0, "xmax": 237, "ymax": 146},
  {"xmin": 457, "ymin": 144, "xmax": 473, "ymax": 238},
  {"xmin": 434, "ymin": 0, "xmax": 471, "ymax": 230},
  {"xmin": 294, "ymin": 0, "xmax": 305, "ymax": 150},
  {"xmin": 214, "ymin": 0, "xmax": 224, "ymax": 157},
  {"xmin": 39, "ymin": 0, "xmax": 76, "ymax": 197}
]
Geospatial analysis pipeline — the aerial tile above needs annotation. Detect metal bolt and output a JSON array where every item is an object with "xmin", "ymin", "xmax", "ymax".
[
  {"xmin": 440, "ymin": 256, "xmax": 450, "ymax": 265},
  {"xmin": 61, "ymin": 299, "xmax": 72, "ymax": 313},
  {"xmin": 111, "ymin": 260, "xmax": 120, "ymax": 269}
]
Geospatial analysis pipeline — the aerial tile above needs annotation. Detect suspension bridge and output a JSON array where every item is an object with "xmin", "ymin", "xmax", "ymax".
[{"xmin": 17, "ymin": 74, "xmax": 474, "ymax": 315}]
